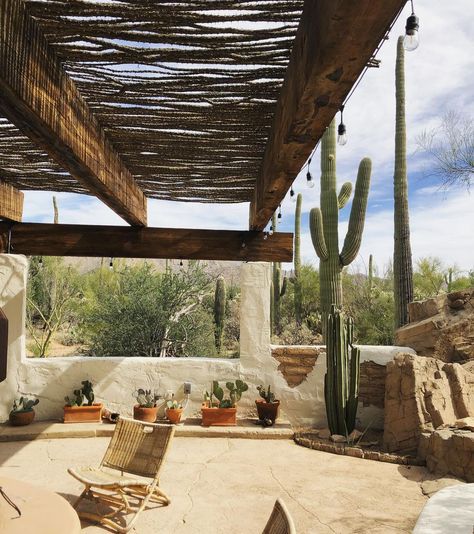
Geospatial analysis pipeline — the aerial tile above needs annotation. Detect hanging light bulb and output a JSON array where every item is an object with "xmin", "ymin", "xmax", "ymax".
[
  {"xmin": 179, "ymin": 260, "xmax": 183, "ymax": 267},
  {"xmin": 38, "ymin": 257, "xmax": 43, "ymax": 268},
  {"xmin": 290, "ymin": 186, "xmax": 297, "ymax": 203},
  {"xmin": 404, "ymin": 0, "xmax": 419, "ymax": 51},
  {"xmin": 306, "ymin": 170, "xmax": 314, "ymax": 189},
  {"xmin": 277, "ymin": 204, "xmax": 282, "ymax": 220},
  {"xmin": 337, "ymin": 106, "xmax": 347, "ymax": 146},
  {"xmin": 269, "ymin": 224, "xmax": 274, "ymax": 236},
  {"xmin": 109, "ymin": 257, "xmax": 113, "ymax": 270}
]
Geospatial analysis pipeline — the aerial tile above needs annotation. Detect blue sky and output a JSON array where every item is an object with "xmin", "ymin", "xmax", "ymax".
[{"xmin": 23, "ymin": 0, "xmax": 474, "ymax": 273}]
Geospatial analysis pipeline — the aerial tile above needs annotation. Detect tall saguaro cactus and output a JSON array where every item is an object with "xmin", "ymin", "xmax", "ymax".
[
  {"xmin": 310, "ymin": 120, "xmax": 371, "ymax": 335},
  {"xmin": 393, "ymin": 36, "xmax": 414, "ymax": 329},
  {"xmin": 294, "ymin": 193, "xmax": 303, "ymax": 325},
  {"xmin": 214, "ymin": 276, "xmax": 226, "ymax": 354},
  {"xmin": 270, "ymin": 213, "xmax": 286, "ymax": 335}
]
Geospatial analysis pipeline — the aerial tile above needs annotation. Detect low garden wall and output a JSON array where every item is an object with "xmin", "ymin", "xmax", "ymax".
[{"xmin": 0, "ymin": 255, "xmax": 414, "ymax": 429}]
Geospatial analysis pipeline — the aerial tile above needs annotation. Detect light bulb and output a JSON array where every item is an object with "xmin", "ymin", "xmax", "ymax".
[
  {"xmin": 109, "ymin": 258, "xmax": 113, "ymax": 270},
  {"xmin": 269, "ymin": 225, "xmax": 274, "ymax": 236},
  {"xmin": 278, "ymin": 206, "xmax": 282, "ymax": 219},
  {"xmin": 404, "ymin": 14, "xmax": 419, "ymax": 51},
  {"xmin": 179, "ymin": 260, "xmax": 183, "ymax": 267},
  {"xmin": 290, "ymin": 187, "xmax": 297, "ymax": 203},
  {"xmin": 306, "ymin": 171, "xmax": 315, "ymax": 189},
  {"xmin": 38, "ymin": 257, "xmax": 43, "ymax": 268},
  {"xmin": 337, "ymin": 123, "xmax": 347, "ymax": 146}
]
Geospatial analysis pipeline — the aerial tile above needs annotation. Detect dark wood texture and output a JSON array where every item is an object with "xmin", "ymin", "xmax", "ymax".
[
  {"xmin": 0, "ymin": 223, "xmax": 293, "ymax": 262},
  {"xmin": 0, "ymin": 181, "xmax": 23, "ymax": 221},
  {"xmin": 0, "ymin": 0, "xmax": 147, "ymax": 226},
  {"xmin": 0, "ymin": 308, "xmax": 8, "ymax": 383},
  {"xmin": 249, "ymin": 0, "xmax": 406, "ymax": 229}
]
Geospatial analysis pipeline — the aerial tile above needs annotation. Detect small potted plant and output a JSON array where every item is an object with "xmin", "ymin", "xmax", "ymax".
[
  {"xmin": 9, "ymin": 396, "xmax": 39, "ymax": 426},
  {"xmin": 201, "ymin": 380, "xmax": 248, "ymax": 427},
  {"xmin": 64, "ymin": 380, "xmax": 102, "ymax": 423},
  {"xmin": 165, "ymin": 397, "xmax": 184, "ymax": 425},
  {"xmin": 133, "ymin": 389, "xmax": 161, "ymax": 422},
  {"xmin": 256, "ymin": 385, "xmax": 280, "ymax": 424}
]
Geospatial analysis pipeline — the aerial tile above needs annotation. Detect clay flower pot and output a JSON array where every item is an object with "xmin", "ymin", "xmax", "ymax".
[
  {"xmin": 256, "ymin": 399, "xmax": 280, "ymax": 423},
  {"xmin": 166, "ymin": 408, "xmax": 183, "ymax": 425},
  {"xmin": 9, "ymin": 410, "xmax": 36, "ymax": 426},
  {"xmin": 63, "ymin": 403, "xmax": 103, "ymax": 423},
  {"xmin": 201, "ymin": 403, "xmax": 237, "ymax": 427},
  {"xmin": 133, "ymin": 405, "xmax": 158, "ymax": 423}
]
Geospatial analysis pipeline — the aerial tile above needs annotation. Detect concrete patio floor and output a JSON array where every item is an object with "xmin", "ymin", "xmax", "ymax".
[{"xmin": 0, "ymin": 436, "xmax": 445, "ymax": 533}]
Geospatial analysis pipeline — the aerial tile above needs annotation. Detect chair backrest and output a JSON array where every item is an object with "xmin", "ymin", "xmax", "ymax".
[
  {"xmin": 101, "ymin": 418, "xmax": 174, "ymax": 479},
  {"xmin": 262, "ymin": 498, "xmax": 296, "ymax": 534}
]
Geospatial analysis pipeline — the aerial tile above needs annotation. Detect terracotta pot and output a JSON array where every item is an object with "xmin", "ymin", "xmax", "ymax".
[
  {"xmin": 166, "ymin": 408, "xmax": 183, "ymax": 425},
  {"xmin": 133, "ymin": 405, "xmax": 158, "ymax": 423},
  {"xmin": 256, "ymin": 399, "xmax": 280, "ymax": 423},
  {"xmin": 63, "ymin": 403, "xmax": 103, "ymax": 424},
  {"xmin": 9, "ymin": 410, "xmax": 35, "ymax": 426},
  {"xmin": 201, "ymin": 403, "xmax": 236, "ymax": 427}
]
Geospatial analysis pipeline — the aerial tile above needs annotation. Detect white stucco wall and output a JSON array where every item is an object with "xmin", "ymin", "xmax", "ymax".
[{"xmin": 0, "ymin": 256, "xmax": 415, "ymax": 429}]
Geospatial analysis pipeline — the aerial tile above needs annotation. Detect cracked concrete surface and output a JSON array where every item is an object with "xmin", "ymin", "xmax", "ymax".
[{"xmin": 0, "ymin": 437, "xmax": 435, "ymax": 533}]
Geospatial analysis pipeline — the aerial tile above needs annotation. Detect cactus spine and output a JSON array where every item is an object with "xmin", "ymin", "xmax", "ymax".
[
  {"xmin": 393, "ymin": 36, "xmax": 414, "ymax": 329},
  {"xmin": 310, "ymin": 120, "xmax": 371, "ymax": 337},
  {"xmin": 294, "ymin": 193, "xmax": 303, "ymax": 325},
  {"xmin": 214, "ymin": 275, "xmax": 226, "ymax": 354},
  {"xmin": 271, "ymin": 213, "xmax": 286, "ymax": 334},
  {"xmin": 324, "ymin": 306, "xmax": 360, "ymax": 435}
]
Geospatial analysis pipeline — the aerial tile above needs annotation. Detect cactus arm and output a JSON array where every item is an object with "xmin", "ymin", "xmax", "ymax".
[
  {"xmin": 340, "ymin": 158, "xmax": 371, "ymax": 266},
  {"xmin": 338, "ymin": 182, "xmax": 352, "ymax": 209},
  {"xmin": 309, "ymin": 208, "xmax": 328, "ymax": 261}
]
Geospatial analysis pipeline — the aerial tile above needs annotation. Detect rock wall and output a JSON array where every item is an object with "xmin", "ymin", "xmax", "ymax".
[
  {"xmin": 396, "ymin": 288, "xmax": 474, "ymax": 362},
  {"xmin": 383, "ymin": 353, "xmax": 474, "ymax": 453}
]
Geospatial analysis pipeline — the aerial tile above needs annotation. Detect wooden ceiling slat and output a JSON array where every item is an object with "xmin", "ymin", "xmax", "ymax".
[{"xmin": 0, "ymin": 181, "xmax": 24, "ymax": 222}]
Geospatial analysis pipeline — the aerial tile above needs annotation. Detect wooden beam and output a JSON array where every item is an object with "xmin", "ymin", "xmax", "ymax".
[
  {"xmin": 250, "ymin": 0, "xmax": 406, "ymax": 229},
  {"xmin": 0, "ymin": 223, "xmax": 293, "ymax": 262},
  {"xmin": 0, "ymin": 0, "xmax": 147, "ymax": 226},
  {"xmin": 0, "ymin": 181, "xmax": 23, "ymax": 222}
]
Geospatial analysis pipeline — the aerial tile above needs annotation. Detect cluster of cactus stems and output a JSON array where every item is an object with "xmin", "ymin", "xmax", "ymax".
[
  {"xmin": 310, "ymin": 120, "xmax": 371, "ymax": 338},
  {"xmin": 65, "ymin": 380, "xmax": 95, "ymax": 407},
  {"xmin": 271, "ymin": 213, "xmax": 287, "ymax": 334},
  {"xmin": 257, "ymin": 385, "xmax": 276, "ymax": 403},
  {"xmin": 324, "ymin": 306, "xmax": 360, "ymax": 436},
  {"xmin": 204, "ymin": 380, "xmax": 248, "ymax": 409},
  {"xmin": 11, "ymin": 396, "xmax": 39, "ymax": 413},
  {"xmin": 133, "ymin": 388, "xmax": 161, "ymax": 408},
  {"xmin": 393, "ymin": 36, "xmax": 414, "ymax": 329},
  {"xmin": 294, "ymin": 193, "xmax": 303, "ymax": 325},
  {"xmin": 213, "ymin": 275, "xmax": 226, "ymax": 354}
]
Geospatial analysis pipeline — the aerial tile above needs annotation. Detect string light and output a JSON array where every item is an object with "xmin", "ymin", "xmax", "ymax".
[
  {"xmin": 337, "ymin": 105, "xmax": 347, "ymax": 146},
  {"xmin": 38, "ymin": 257, "xmax": 43, "ymax": 268},
  {"xmin": 306, "ymin": 158, "xmax": 314, "ymax": 189},
  {"xmin": 179, "ymin": 260, "xmax": 183, "ymax": 267},
  {"xmin": 404, "ymin": 0, "xmax": 419, "ymax": 51},
  {"xmin": 277, "ymin": 204, "xmax": 282, "ymax": 219},
  {"xmin": 290, "ymin": 186, "xmax": 297, "ymax": 203},
  {"xmin": 109, "ymin": 257, "xmax": 113, "ymax": 270},
  {"xmin": 269, "ymin": 224, "xmax": 274, "ymax": 236}
]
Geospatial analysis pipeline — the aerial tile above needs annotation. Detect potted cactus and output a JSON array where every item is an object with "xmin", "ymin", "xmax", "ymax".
[
  {"xmin": 165, "ymin": 397, "xmax": 184, "ymax": 425},
  {"xmin": 201, "ymin": 380, "xmax": 248, "ymax": 427},
  {"xmin": 63, "ymin": 380, "xmax": 102, "ymax": 423},
  {"xmin": 133, "ymin": 389, "xmax": 161, "ymax": 422},
  {"xmin": 256, "ymin": 385, "xmax": 280, "ymax": 424},
  {"xmin": 9, "ymin": 396, "xmax": 39, "ymax": 426}
]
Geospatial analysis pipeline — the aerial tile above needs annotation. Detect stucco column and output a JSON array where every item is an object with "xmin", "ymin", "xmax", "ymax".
[
  {"xmin": 239, "ymin": 262, "xmax": 271, "ymax": 372},
  {"xmin": 0, "ymin": 254, "xmax": 28, "ymax": 422}
]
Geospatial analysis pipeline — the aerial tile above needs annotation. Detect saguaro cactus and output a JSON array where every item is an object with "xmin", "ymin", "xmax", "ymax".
[
  {"xmin": 310, "ymin": 120, "xmax": 371, "ymax": 334},
  {"xmin": 294, "ymin": 193, "xmax": 303, "ymax": 325},
  {"xmin": 214, "ymin": 276, "xmax": 226, "ymax": 354},
  {"xmin": 393, "ymin": 36, "xmax": 414, "ymax": 329},
  {"xmin": 368, "ymin": 254, "xmax": 374, "ymax": 292},
  {"xmin": 324, "ymin": 306, "xmax": 360, "ymax": 436},
  {"xmin": 271, "ymin": 213, "xmax": 286, "ymax": 335}
]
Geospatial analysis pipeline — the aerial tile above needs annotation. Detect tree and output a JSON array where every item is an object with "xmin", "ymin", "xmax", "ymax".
[
  {"xmin": 393, "ymin": 36, "xmax": 414, "ymax": 329},
  {"xmin": 413, "ymin": 257, "xmax": 444, "ymax": 300},
  {"xmin": 80, "ymin": 261, "xmax": 212, "ymax": 357},
  {"xmin": 417, "ymin": 111, "xmax": 474, "ymax": 189},
  {"xmin": 26, "ymin": 257, "xmax": 82, "ymax": 357}
]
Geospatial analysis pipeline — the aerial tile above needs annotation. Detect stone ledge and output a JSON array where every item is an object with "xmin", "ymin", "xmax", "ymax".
[
  {"xmin": 295, "ymin": 431, "xmax": 425, "ymax": 466},
  {"xmin": 0, "ymin": 418, "xmax": 294, "ymax": 442}
]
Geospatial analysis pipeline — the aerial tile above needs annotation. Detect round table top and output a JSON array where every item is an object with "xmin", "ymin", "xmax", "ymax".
[{"xmin": 0, "ymin": 476, "xmax": 81, "ymax": 534}]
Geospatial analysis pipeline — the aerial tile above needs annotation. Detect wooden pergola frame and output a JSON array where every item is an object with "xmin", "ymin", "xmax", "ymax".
[{"xmin": 0, "ymin": 0, "xmax": 407, "ymax": 261}]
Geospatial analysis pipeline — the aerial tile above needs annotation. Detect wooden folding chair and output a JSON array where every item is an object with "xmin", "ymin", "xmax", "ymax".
[
  {"xmin": 262, "ymin": 498, "xmax": 296, "ymax": 534},
  {"xmin": 68, "ymin": 417, "xmax": 174, "ymax": 533}
]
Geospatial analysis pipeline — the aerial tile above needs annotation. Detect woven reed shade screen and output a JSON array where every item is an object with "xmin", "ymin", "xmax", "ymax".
[{"xmin": 0, "ymin": 0, "xmax": 303, "ymax": 204}]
